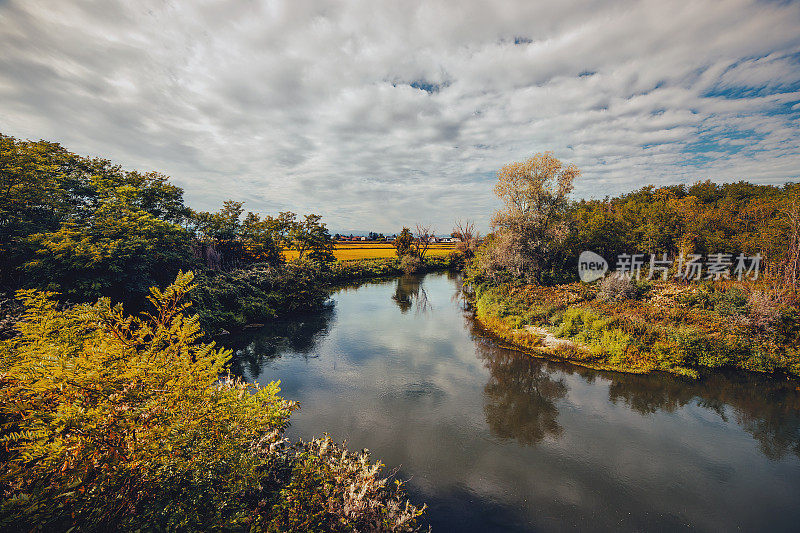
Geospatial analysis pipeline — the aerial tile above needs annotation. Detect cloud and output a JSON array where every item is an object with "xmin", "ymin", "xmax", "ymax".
[{"xmin": 1, "ymin": 0, "xmax": 799, "ymax": 232}]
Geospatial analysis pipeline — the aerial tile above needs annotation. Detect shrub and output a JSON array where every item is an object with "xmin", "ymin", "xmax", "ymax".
[
  {"xmin": 599, "ymin": 328, "xmax": 632, "ymax": 365},
  {"xmin": 675, "ymin": 284, "xmax": 717, "ymax": 310},
  {"xmin": 598, "ymin": 275, "xmax": 636, "ymax": 301},
  {"xmin": 0, "ymin": 272, "xmax": 424, "ymax": 532},
  {"xmin": 555, "ymin": 307, "xmax": 601, "ymax": 338},
  {"xmin": 400, "ymin": 254, "xmax": 422, "ymax": 275},
  {"xmin": 668, "ymin": 327, "xmax": 737, "ymax": 369},
  {"xmin": 747, "ymin": 288, "xmax": 785, "ymax": 330},
  {"xmin": 714, "ymin": 287, "xmax": 749, "ymax": 317},
  {"xmin": 471, "ymin": 277, "xmax": 800, "ymax": 378},
  {"xmin": 192, "ymin": 262, "xmax": 329, "ymax": 333},
  {"xmin": 266, "ymin": 436, "xmax": 425, "ymax": 532},
  {"xmin": 634, "ymin": 279, "xmax": 652, "ymax": 299}
]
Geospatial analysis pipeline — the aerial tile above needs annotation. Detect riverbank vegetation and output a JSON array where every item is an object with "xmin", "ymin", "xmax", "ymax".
[
  {"xmin": 473, "ymin": 279, "xmax": 799, "ymax": 378},
  {"xmin": 467, "ymin": 152, "xmax": 800, "ymax": 379},
  {"xmin": 194, "ymin": 255, "xmax": 459, "ymax": 333},
  {"xmin": 0, "ymin": 272, "xmax": 425, "ymax": 531},
  {"xmin": 0, "ymin": 133, "xmax": 438, "ymax": 529}
]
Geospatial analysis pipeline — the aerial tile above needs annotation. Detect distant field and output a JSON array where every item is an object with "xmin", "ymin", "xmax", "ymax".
[{"xmin": 283, "ymin": 242, "xmax": 456, "ymax": 261}]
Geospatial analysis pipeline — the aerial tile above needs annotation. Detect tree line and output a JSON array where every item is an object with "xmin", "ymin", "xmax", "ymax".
[
  {"xmin": 0, "ymin": 133, "xmax": 337, "ymax": 306},
  {"xmin": 471, "ymin": 151, "xmax": 800, "ymax": 287}
]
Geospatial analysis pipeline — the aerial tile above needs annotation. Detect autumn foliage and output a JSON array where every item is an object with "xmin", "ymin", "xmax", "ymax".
[{"xmin": 0, "ymin": 272, "xmax": 424, "ymax": 531}]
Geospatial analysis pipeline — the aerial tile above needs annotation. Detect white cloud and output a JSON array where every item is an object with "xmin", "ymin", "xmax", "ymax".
[{"xmin": 1, "ymin": 0, "xmax": 799, "ymax": 232}]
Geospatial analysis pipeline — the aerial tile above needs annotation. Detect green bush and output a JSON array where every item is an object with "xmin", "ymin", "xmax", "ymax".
[
  {"xmin": 600, "ymin": 328, "xmax": 632, "ymax": 365},
  {"xmin": 192, "ymin": 262, "xmax": 330, "ymax": 333},
  {"xmin": 555, "ymin": 307, "xmax": 601, "ymax": 338},
  {"xmin": 676, "ymin": 284, "xmax": 717, "ymax": 310},
  {"xmin": 400, "ymin": 255, "xmax": 422, "ymax": 274},
  {"xmin": 714, "ymin": 288, "xmax": 749, "ymax": 316},
  {"xmin": 634, "ymin": 279, "xmax": 653, "ymax": 299},
  {"xmin": 668, "ymin": 327, "xmax": 737, "ymax": 369}
]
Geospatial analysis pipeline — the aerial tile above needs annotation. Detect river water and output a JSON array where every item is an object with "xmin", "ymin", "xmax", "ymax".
[{"xmin": 226, "ymin": 272, "xmax": 800, "ymax": 532}]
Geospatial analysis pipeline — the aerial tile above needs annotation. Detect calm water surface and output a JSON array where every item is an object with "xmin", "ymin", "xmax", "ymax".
[{"xmin": 226, "ymin": 272, "xmax": 800, "ymax": 532}]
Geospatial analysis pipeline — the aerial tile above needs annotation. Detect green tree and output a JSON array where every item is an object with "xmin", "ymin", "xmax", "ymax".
[
  {"xmin": 290, "ymin": 214, "xmax": 335, "ymax": 263},
  {"xmin": 1, "ymin": 134, "xmax": 190, "ymax": 295},
  {"xmin": 265, "ymin": 211, "xmax": 297, "ymax": 249},
  {"xmin": 190, "ymin": 201, "xmax": 284, "ymax": 270},
  {"xmin": 25, "ymin": 196, "xmax": 192, "ymax": 303},
  {"xmin": 240, "ymin": 211, "xmax": 282, "ymax": 264},
  {"xmin": 394, "ymin": 227, "xmax": 414, "ymax": 257}
]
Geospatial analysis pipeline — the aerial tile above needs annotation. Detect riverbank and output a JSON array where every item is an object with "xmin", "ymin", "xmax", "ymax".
[
  {"xmin": 193, "ymin": 255, "xmax": 460, "ymax": 334},
  {"xmin": 470, "ymin": 279, "xmax": 800, "ymax": 379}
]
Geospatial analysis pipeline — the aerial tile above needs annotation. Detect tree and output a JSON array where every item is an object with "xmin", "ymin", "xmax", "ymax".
[
  {"xmin": 0, "ymin": 135, "xmax": 75, "ymax": 289},
  {"xmin": 190, "ymin": 201, "xmax": 246, "ymax": 270},
  {"xmin": 240, "ymin": 212, "xmax": 282, "ymax": 265},
  {"xmin": 0, "ymin": 134, "xmax": 189, "ymax": 293},
  {"xmin": 25, "ymin": 196, "xmax": 192, "ymax": 304},
  {"xmin": 264, "ymin": 211, "xmax": 297, "ymax": 249},
  {"xmin": 290, "ymin": 214, "xmax": 335, "ymax": 263},
  {"xmin": 413, "ymin": 224, "xmax": 436, "ymax": 262},
  {"xmin": 394, "ymin": 227, "xmax": 414, "ymax": 257},
  {"xmin": 482, "ymin": 152, "xmax": 579, "ymax": 283},
  {"xmin": 189, "ymin": 202, "xmax": 286, "ymax": 270},
  {"xmin": 452, "ymin": 219, "xmax": 481, "ymax": 260}
]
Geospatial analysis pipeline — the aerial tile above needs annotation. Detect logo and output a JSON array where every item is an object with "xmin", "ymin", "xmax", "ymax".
[{"xmin": 578, "ymin": 250, "xmax": 608, "ymax": 282}]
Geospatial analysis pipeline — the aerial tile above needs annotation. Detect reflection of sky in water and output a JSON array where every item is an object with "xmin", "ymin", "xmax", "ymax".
[{"xmin": 226, "ymin": 273, "xmax": 800, "ymax": 532}]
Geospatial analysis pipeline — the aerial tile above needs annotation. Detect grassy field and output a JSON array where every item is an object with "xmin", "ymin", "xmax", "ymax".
[{"xmin": 283, "ymin": 242, "xmax": 456, "ymax": 261}]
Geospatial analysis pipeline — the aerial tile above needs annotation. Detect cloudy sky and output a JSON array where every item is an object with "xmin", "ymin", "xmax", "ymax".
[{"xmin": 1, "ymin": 0, "xmax": 799, "ymax": 232}]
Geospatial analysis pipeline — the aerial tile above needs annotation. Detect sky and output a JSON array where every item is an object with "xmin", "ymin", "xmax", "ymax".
[{"xmin": 1, "ymin": 0, "xmax": 800, "ymax": 233}]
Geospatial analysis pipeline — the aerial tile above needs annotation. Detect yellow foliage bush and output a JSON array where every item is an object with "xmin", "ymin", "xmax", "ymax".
[{"xmin": 0, "ymin": 272, "xmax": 424, "ymax": 532}]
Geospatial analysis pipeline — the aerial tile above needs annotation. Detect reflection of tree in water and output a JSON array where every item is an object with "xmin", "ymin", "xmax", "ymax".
[
  {"xmin": 472, "ymin": 320, "xmax": 568, "ymax": 445},
  {"xmin": 221, "ymin": 304, "xmax": 335, "ymax": 379},
  {"xmin": 466, "ymin": 311, "xmax": 800, "ymax": 460},
  {"xmin": 392, "ymin": 275, "xmax": 431, "ymax": 314},
  {"xmin": 606, "ymin": 370, "xmax": 800, "ymax": 460}
]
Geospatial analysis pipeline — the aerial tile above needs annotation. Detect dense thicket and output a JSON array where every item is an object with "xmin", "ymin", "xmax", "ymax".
[
  {"xmin": 1, "ymin": 134, "xmax": 190, "ymax": 301},
  {"xmin": 552, "ymin": 180, "xmax": 799, "ymax": 284},
  {"xmin": 0, "ymin": 133, "xmax": 340, "ymax": 328},
  {"xmin": 468, "ymin": 162, "xmax": 799, "ymax": 287}
]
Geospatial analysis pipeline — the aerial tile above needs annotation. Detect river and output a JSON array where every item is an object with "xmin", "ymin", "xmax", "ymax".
[{"xmin": 225, "ymin": 272, "xmax": 800, "ymax": 532}]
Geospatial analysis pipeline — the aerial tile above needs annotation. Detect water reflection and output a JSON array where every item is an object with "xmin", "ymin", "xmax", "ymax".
[
  {"xmin": 224, "ymin": 304, "xmax": 335, "ymax": 379},
  {"xmin": 477, "ymin": 338, "xmax": 567, "ymax": 445},
  {"xmin": 604, "ymin": 370, "xmax": 800, "ymax": 461},
  {"xmin": 221, "ymin": 273, "xmax": 800, "ymax": 531},
  {"xmin": 222, "ymin": 275, "xmax": 800, "ymax": 462},
  {"xmin": 392, "ymin": 274, "xmax": 432, "ymax": 314},
  {"xmin": 461, "ymin": 303, "xmax": 800, "ymax": 460}
]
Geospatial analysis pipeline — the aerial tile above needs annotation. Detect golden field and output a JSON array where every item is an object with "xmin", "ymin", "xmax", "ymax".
[{"xmin": 282, "ymin": 242, "xmax": 456, "ymax": 261}]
